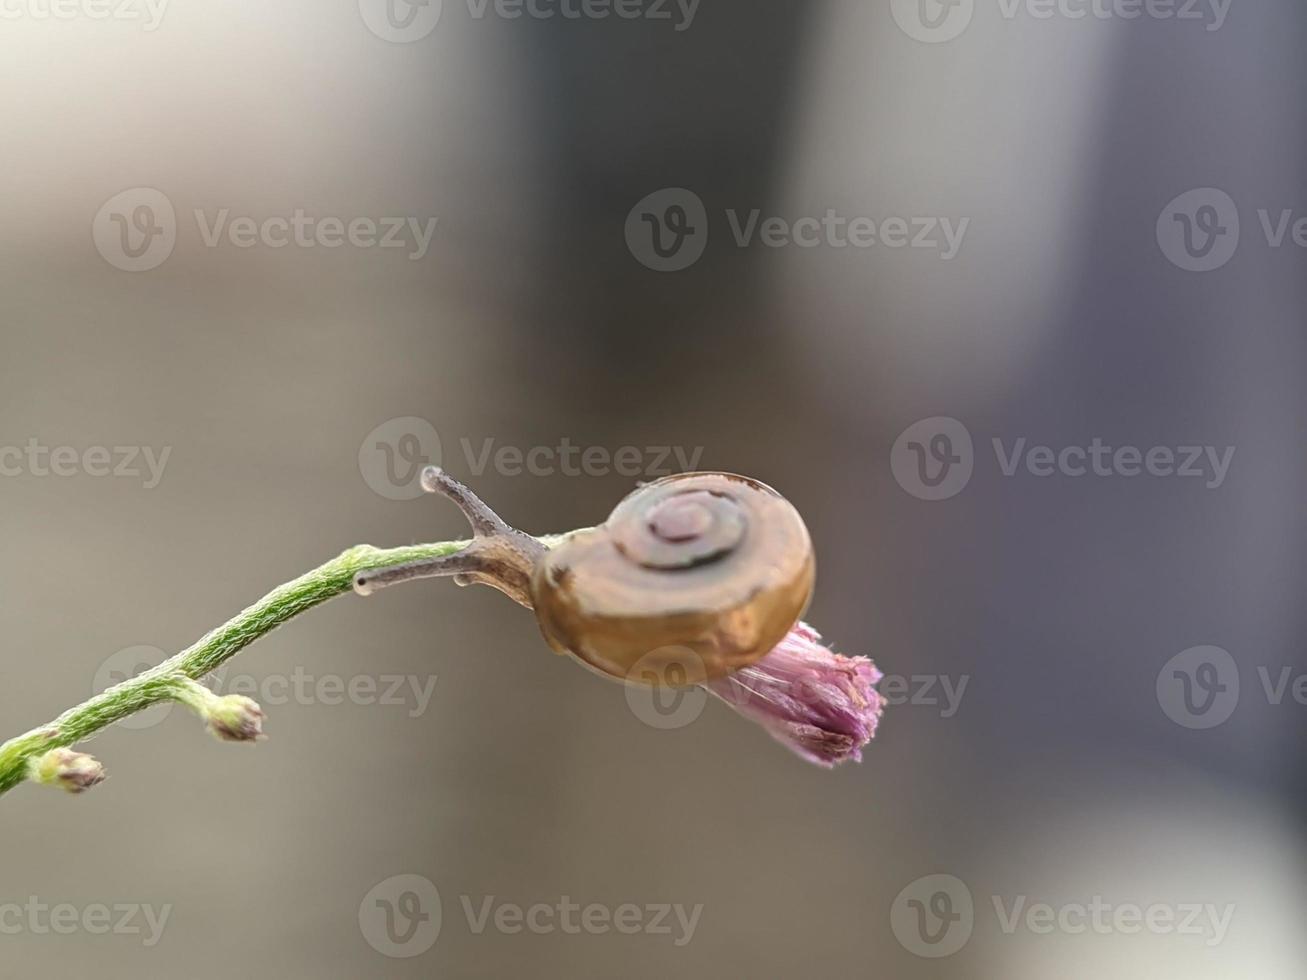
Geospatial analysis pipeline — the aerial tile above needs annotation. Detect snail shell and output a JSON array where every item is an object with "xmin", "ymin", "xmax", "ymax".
[{"xmin": 531, "ymin": 472, "xmax": 815, "ymax": 686}]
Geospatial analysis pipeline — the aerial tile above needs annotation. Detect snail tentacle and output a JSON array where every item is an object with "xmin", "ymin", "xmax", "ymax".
[
  {"xmin": 419, "ymin": 466, "xmax": 511, "ymax": 536},
  {"xmin": 353, "ymin": 466, "xmax": 545, "ymax": 607},
  {"xmin": 353, "ymin": 552, "xmax": 487, "ymax": 596}
]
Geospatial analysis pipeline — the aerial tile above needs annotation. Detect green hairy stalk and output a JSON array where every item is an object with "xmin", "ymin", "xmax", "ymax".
[{"xmin": 0, "ymin": 538, "xmax": 560, "ymax": 798}]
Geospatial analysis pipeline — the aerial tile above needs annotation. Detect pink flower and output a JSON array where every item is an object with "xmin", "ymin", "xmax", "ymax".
[{"xmin": 705, "ymin": 623, "xmax": 884, "ymax": 768}]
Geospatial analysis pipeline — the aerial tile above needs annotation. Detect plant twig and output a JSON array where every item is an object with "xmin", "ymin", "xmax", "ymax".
[{"xmin": 0, "ymin": 537, "xmax": 564, "ymax": 797}]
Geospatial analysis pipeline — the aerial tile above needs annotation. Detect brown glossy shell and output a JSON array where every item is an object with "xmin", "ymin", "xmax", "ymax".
[{"xmin": 530, "ymin": 473, "xmax": 815, "ymax": 686}]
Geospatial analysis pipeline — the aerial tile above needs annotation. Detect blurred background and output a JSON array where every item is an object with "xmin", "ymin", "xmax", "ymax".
[{"xmin": 2, "ymin": 0, "xmax": 1305, "ymax": 976}]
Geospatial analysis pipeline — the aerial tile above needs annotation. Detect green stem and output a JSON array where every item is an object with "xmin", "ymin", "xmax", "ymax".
[{"xmin": 0, "ymin": 538, "xmax": 563, "ymax": 797}]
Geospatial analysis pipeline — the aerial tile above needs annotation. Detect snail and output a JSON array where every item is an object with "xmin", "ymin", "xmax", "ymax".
[{"xmin": 353, "ymin": 467, "xmax": 815, "ymax": 687}]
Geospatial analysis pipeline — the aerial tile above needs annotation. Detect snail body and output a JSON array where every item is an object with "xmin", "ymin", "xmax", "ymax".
[{"xmin": 354, "ymin": 469, "xmax": 815, "ymax": 687}]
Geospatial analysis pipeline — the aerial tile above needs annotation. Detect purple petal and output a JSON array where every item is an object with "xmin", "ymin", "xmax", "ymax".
[{"xmin": 704, "ymin": 623, "xmax": 884, "ymax": 768}]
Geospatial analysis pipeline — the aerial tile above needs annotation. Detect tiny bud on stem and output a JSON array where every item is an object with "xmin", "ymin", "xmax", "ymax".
[
  {"xmin": 171, "ymin": 679, "xmax": 266, "ymax": 744},
  {"xmin": 207, "ymin": 696, "xmax": 266, "ymax": 743},
  {"xmin": 28, "ymin": 748, "xmax": 106, "ymax": 793}
]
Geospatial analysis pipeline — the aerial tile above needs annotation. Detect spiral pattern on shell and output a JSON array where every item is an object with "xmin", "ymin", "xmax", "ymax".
[{"xmin": 530, "ymin": 473, "xmax": 816, "ymax": 686}]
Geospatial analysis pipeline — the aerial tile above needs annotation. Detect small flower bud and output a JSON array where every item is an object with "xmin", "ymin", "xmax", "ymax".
[
  {"xmin": 205, "ymin": 695, "xmax": 266, "ymax": 743},
  {"xmin": 171, "ymin": 678, "xmax": 267, "ymax": 744},
  {"xmin": 29, "ymin": 748, "xmax": 106, "ymax": 793}
]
